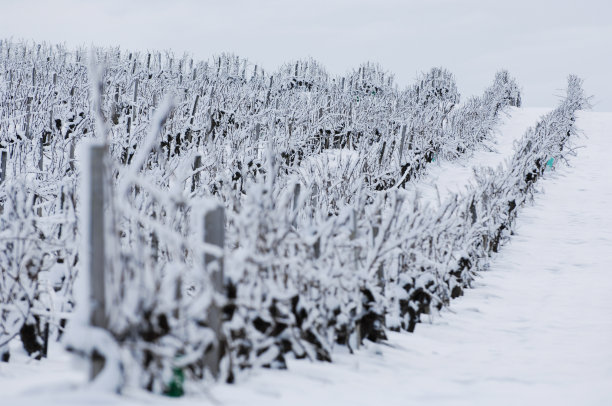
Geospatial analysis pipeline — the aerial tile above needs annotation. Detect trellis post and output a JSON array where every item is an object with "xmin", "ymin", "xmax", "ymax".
[
  {"xmin": 203, "ymin": 205, "xmax": 225, "ymax": 378},
  {"xmin": 0, "ymin": 150, "xmax": 6, "ymax": 184},
  {"xmin": 350, "ymin": 208, "xmax": 361, "ymax": 349},
  {"xmin": 87, "ymin": 143, "xmax": 108, "ymax": 380},
  {"xmin": 398, "ymin": 124, "xmax": 407, "ymax": 162},
  {"xmin": 0, "ymin": 150, "xmax": 6, "ymax": 214},
  {"xmin": 191, "ymin": 154, "xmax": 202, "ymax": 193}
]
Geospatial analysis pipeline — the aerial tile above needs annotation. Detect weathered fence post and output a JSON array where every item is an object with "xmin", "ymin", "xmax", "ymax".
[
  {"xmin": 203, "ymin": 205, "xmax": 225, "ymax": 379},
  {"xmin": 0, "ymin": 150, "xmax": 6, "ymax": 214},
  {"xmin": 190, "ymin": 94, "xmax": 199, "ymax": 126},
  {"xmin": 398, "ymin": 124, "xmax": 407, "ymax": 161},
  {"xmin": 379, "ymin": 142, "xmax": 387, "ymax": 166},
  {"xmin": 254, "ymin": 122, "xmax": 261, "ymax": 142},
  {"xmin": 88, "ymin": 143, "xmax": 108, "ymax": 380},
  {"xmin": 132, "ymin": 78, "xmax": 139, "ymax": 121},
  {"xmin": 191, "ymin": 154, "xmax": 202, "ymax": 193},
  {"xmin": 372, "ymin": 207, "xmax": 384, "ymax": 288},
  {"xmin": 0, "ymin": 150, "xmax": 6, "ymax": 184},
  {"xmin": 38, "ymin": 133, "xmax": 44, "ymax": 174},
  {"xmin": 69, "ymin": 139, "xmax": 76, "ymax": 173},
  {"xmin": 292, "ymin": 183, "xmax": 301, "ymax": 227},
  {"xmin": 25, "ymin": 97, "xmax": 33, "ymax": 139},
  {"xmin": 349, "ymin": 208, "xmax": 361, "ymax": 350}
]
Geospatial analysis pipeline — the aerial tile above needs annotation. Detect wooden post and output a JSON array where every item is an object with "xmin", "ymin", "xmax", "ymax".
[
  {"xmin": 372, "ymin": 208, "xmax": 384, "ymax": 288},
  {"xmin": 133, "ymin": 79, "xmax": 139, "ymax": 103},
  {"xmin": 398, "ymin": 124, "xmax": 407, "ymax": 162},
  {"xmin": 254, "ymin": 123, "xmax": 261, "ymax": 142},
  {"xmin": 69, "ymin": 140, "xmax": 76, "ymax": 172},
  {"xmin": 190, "ymin": 94, "xmax": 199, "ymax": 125},
  {"xmin": 25, "ymin": 97, "xmax": 33, "ymax": 139},
  {"xmin": 0, "ymin": 150, "xmax": 7, "ymax": 184},
  {"xmin": 191, "ymin": 155, "xmax": 202, "ymax": 193},
  {"xmin": 379, "ymin": 142, "xmax": 387, "ymax": 166},
  {"xmin": 132, "ymin": 79, "xmax": 139, "ymax": 121},
  {"xmin": 292, "ymin": 183, "xmax": 301, "ymax": 227},
  {"xmin": 88, "ymin": 144, "xmax": 108, "ymax": 380},
  {"xmin": 203, "ymin": 205, "xmax": 225, "ymax": 379},
  {"xmin": 0, "ymin": 150, "xmax": 6, "ymax": 214},
  {"xmin": 349, "ymin": 209, "xmax": 361, "ymax": 349},
  {"xmin": 38, "ymin": 133, "xmax": 44, "ymax": 173}
]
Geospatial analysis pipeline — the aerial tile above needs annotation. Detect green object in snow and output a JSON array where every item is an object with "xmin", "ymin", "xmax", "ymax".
[
  {"xmin": 546, "ymin": 157, "xmax": 554, "ymax": 169},
  {"xmin": 165, "ymin": 367, "xmax": 185, "ymax": 397}
]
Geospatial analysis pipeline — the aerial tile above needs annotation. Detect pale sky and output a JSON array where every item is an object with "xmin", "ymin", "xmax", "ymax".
[{"xmin": 1, "ymin": 0, "xmax": 611, "ymax": 110}]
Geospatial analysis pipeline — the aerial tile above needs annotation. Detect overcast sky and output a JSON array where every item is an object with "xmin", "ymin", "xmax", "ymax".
[{"xmin": 2, "ymin": 0, "xmax": 611, "ymax": 110}]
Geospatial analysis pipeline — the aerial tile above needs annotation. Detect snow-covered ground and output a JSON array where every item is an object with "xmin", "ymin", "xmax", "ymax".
[
  {"xmin": 2, "ymin": 109, "xmax": 611, "ymax": 405},
  {"xmin": 406, "ymin": 106, "xmax": 551, "ymax": 206}
]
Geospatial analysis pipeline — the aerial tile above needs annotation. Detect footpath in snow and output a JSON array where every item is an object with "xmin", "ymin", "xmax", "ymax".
[
  {"xmin": 1, "ymin": 110, "xmax": 611, "ymax": 405},
  {"xmin": 407, "ymin": 107, "xmax": 550, "ymax": 205}
]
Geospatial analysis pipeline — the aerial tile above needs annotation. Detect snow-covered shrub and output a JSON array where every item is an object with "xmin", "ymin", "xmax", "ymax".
[
  {"xmin": 0, "ymin": 180, "xmax": 70, "ymax": 360},
  {"xmin": 440, "ymin": 70, "xmax": 521, "ymax": 159},
  {"xmin": 383, "ymin": 75, "xmax": 586, "ymax": 333}
]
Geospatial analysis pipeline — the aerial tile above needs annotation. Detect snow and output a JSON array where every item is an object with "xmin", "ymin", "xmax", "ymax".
[
  {"xmin": 2, "ymin": 108, "xmax": 611, "ymax": 404},
  {"xmin": 406, "ymin": 106, "xmax": 551, "ymax": 206}
]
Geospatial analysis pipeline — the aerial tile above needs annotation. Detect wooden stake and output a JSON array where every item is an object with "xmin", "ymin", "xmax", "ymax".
[
  {"xmin": 25, "ymin": 97, "xmax": 33, "ymax": 139},
  {"xmin": 203, "ymin": 205, "xmax": 225, "ymax": 379},
  {"xmin": 0, "ymin": 149, "xmax": 7, "ymax": 213},
  {"xmin": 88, "ymin": 144, "xmax": 108, "ymax": 380},
  {"xmin": 190, "ymin": 94, "xmax": 199, "ymax": 125},
  {"xmin": 191, "ymin": 155, "xmax": 202, "ymax": 193},
  {"xmin": 398, "ymin": 124, "xmax": 407, "ymax": 162},
  {"xmin": 292, "ymin": 183, "xmax": 301, "ymax": 227},
  {"xmin": 0, "ymin": 150, "xmax": 6, "ymax": 185},
  {"xmin": 349, "ymin": 209, "xmax": 361, "ymax": 350}
]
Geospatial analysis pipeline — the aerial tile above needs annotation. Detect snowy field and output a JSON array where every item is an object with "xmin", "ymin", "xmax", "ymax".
[{"xmin": 2, "ymin": 108, "xmax": 610, "ymax": 405}]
